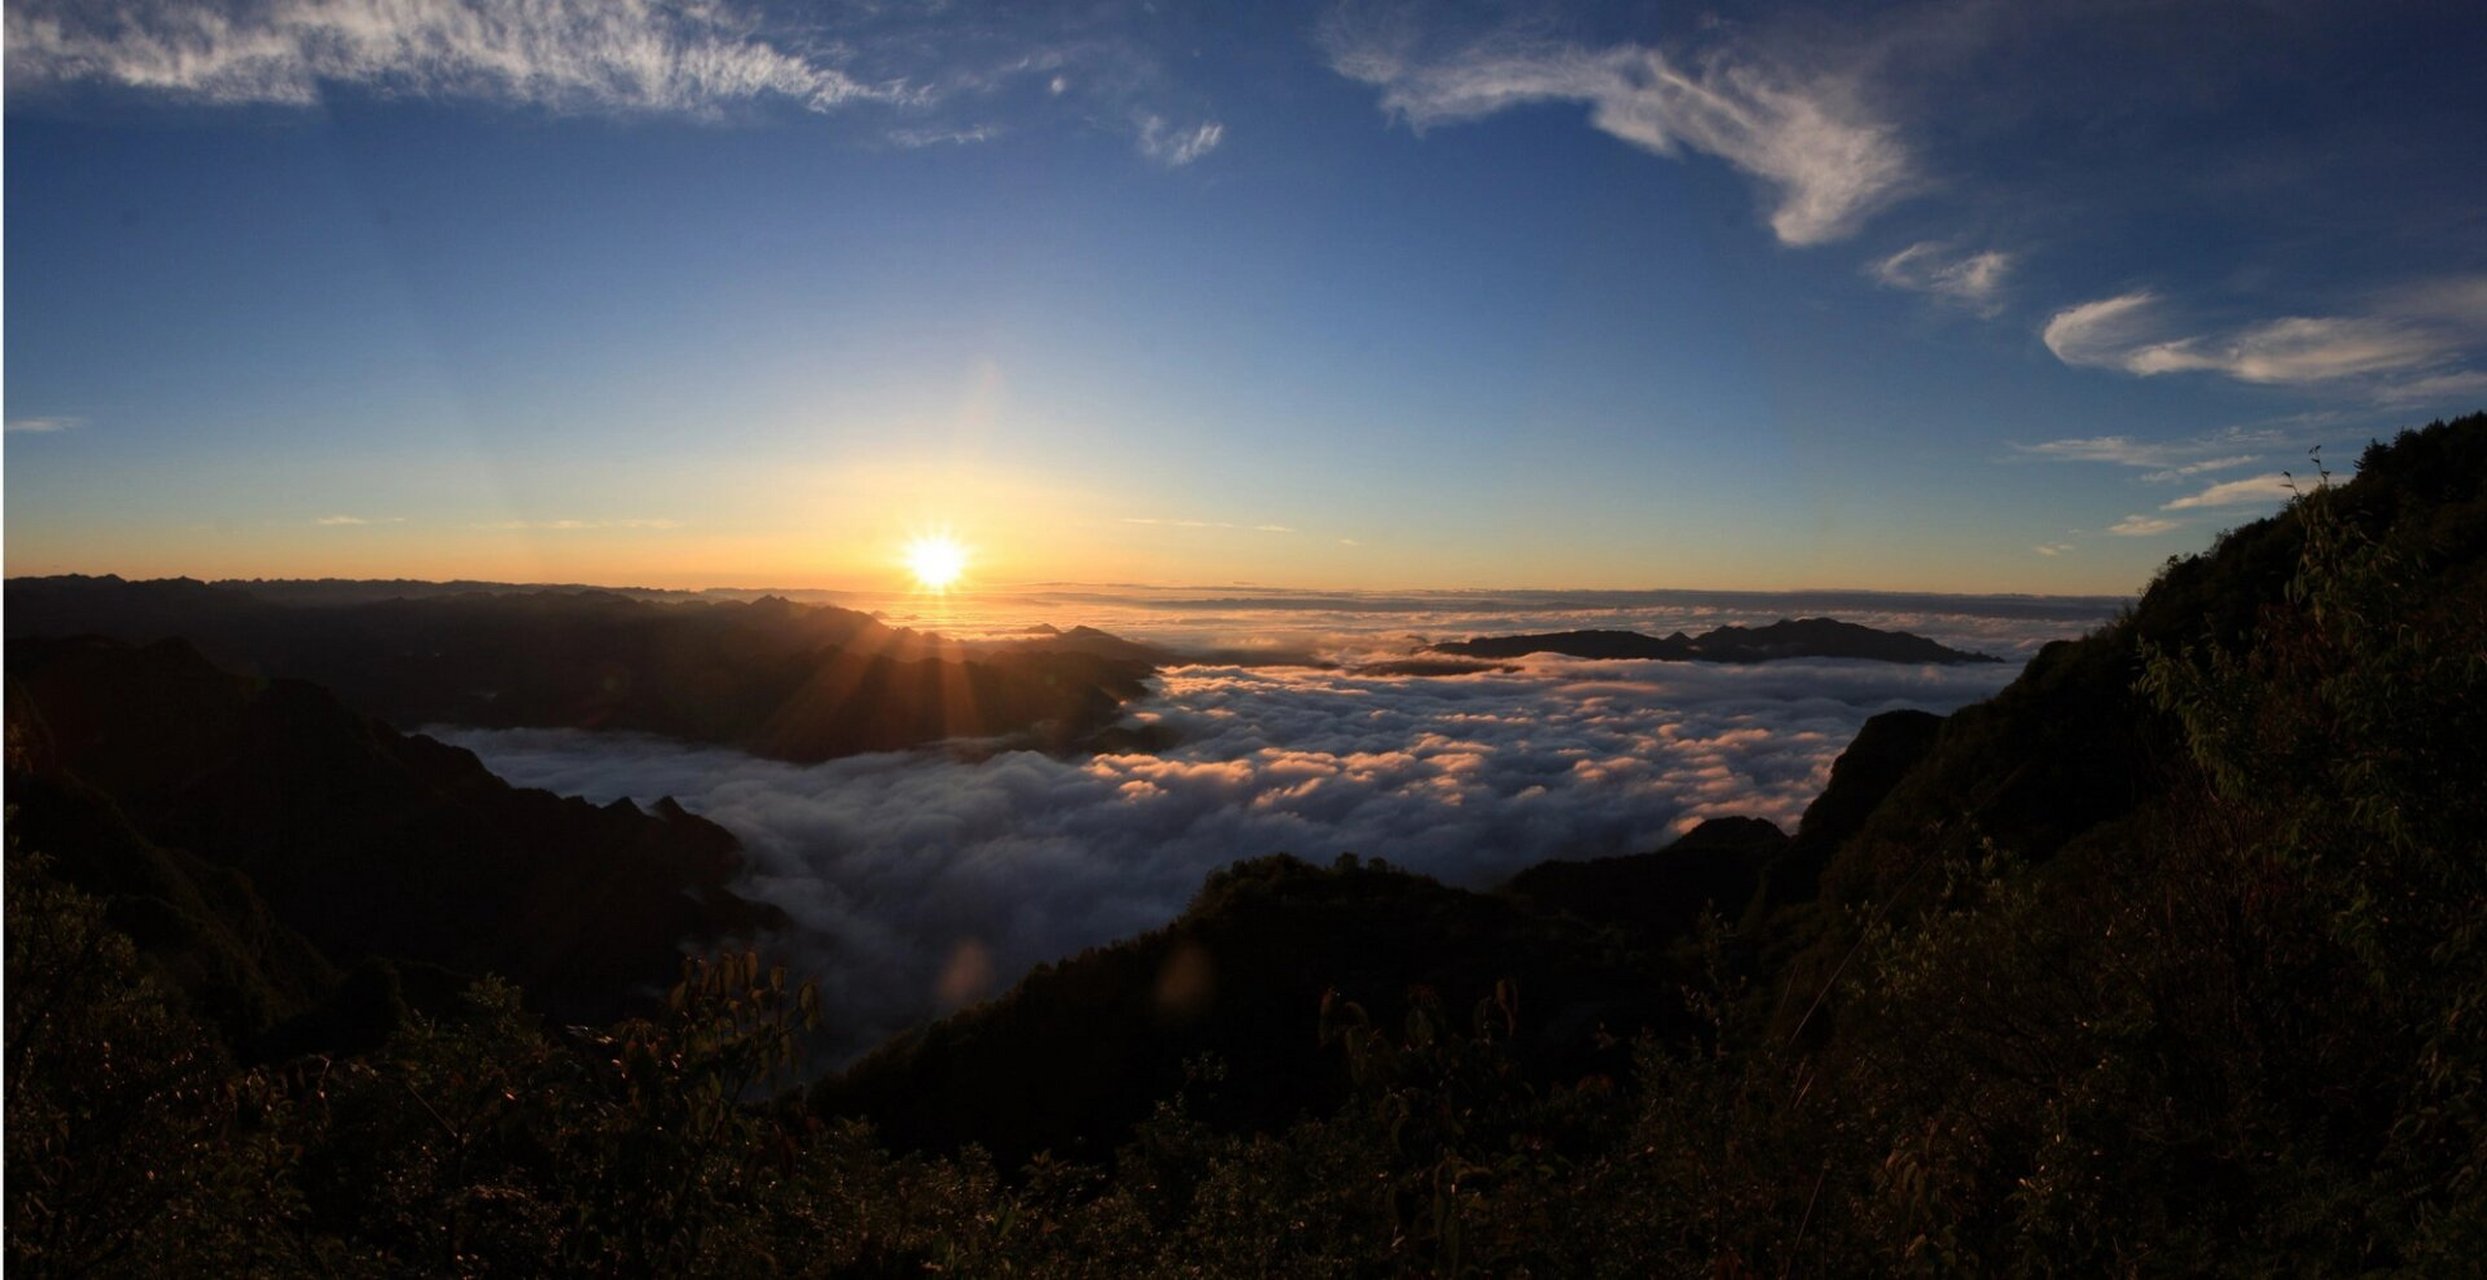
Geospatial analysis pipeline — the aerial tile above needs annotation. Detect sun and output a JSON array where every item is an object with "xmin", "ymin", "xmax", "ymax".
[{"xmin": 903, "ymin": 532, "xmax": 970, "ymax": 593}]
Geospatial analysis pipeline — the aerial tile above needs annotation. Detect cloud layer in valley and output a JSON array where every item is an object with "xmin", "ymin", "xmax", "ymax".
[{"xmin": 441, "ymin": 636, "xmax": 2047, "ymax": 1061}]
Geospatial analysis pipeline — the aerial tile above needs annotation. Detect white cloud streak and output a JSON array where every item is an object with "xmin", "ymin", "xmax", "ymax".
[
  {"xmin": 8, "ymin": 2, "xmax": 1260, "ymax": 179},
  {"xmin": 1872, "ymin": 242, "xmax": 2011, "ymax": 314},
  {"xmin": 2160, "ymin": 473, "xmax": 2296, "ymax": 511},
  {"xmin": 890, "ymin": 123, "xmax": 1000, "ymax": 148},
  {"xmin": 1135, "ymin": 113, "xmax": 1223, "ymax": 166},
  {"xmin": 2376, "ymin": 369, "xmax": 2487, "ymax": 406},
  {"xmin": 314, "ymin": 514, "xmax": 404, "ymax": 526},
  {"xmin": 5, "ymin": 0, "xmax": 902, "ymax": 116},
  {"xmin": 2018, "ymin": 424, "xmax": 2304, "ymax": 532},
  {"xmin": 2015, "ymin": 425, "xmax": 2285, "ymax": 474},
  {"xmin": 2137, "ymin": 456, "xmax": 2259, "ymax": 483},
  {"xmin": 4, "ymin": 415, "xmax": 83, "ymax": 433},
  {"xmin": 1322, "ymin": 20, "xmax": 1907, "ymax": 245},
  {"xmin": 2135, "ymin": 317, "xmax": 2452, "ymax": 384},
  {"xmin": 2040, "ymin": 291, "xmax": 2168, "ymax": 371},
  {"xmin": 2043, "ymin": 287, "xmax": 2487, "ymax": 393}
]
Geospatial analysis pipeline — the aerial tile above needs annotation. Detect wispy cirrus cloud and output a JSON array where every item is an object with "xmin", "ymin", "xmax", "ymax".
[
  {"xmin": 314, "ymin": 514, "xmax": 404, "ymax": 526},
  {"xmin": 4, "ymin": 0, "xmax": 907, "ymax": 117},
  {"xmin": 889, "ymin": 123, "xmax": 1001, "ymax": 149},
  {"xmin": 1135, "ymin": 113, "xmax": 1223, "ymax": 166},
  {"xmin": 2018, "ymin": 422, "xmax": 2302, "ymax": 539},
  {"xmin": 1871, "ymin": 242, "xmax": 2010, "ymax": 314},
  {"xmin": 2040, "ymin": 292, "xmax": 2170, "ymax": 371},
  {"xmin": 6, "ymin": 1, "xmax": 1242, "ymax": 172},
  {"xmin": 4, "ymin": 415, "xmax": 82, "ymax": 433},
  {"xmin": 2377, "ymin": 370, "xmax": 2487, "ymax": 405},
  {"xmin": 1320, "ymin": 15, "xmax": 1908, "ymax": 245},
  {"xmin": 2137, "ymin": 456, "xmax": 2259, "ymax": 483},
  {"xmin": 2160, "ymin": 474, "xmax": 2297, "ymax": 511},
  {"xmin": 2137, "ymin": 316, "xmax": 2443, "ymax": 383},
  {"xmin": 2015, "ymin": 424, "xmax": 2285, "ymax": 475},
  {"xmin": 2043, "ymin": 284, "xmax": 2487, "ymax": 396}
]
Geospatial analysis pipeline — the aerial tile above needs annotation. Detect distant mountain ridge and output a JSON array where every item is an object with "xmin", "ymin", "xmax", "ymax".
[
  {"xmin": 1428, "ymin": 616, "xmax": 2002, "ymax": 664},
  {"xmin": 3, "ymin": 577, "xmax": 1154, "ymax": 763}
]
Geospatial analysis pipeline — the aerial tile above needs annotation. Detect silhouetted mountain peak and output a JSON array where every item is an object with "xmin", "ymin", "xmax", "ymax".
[{"xmin": 1429, "ymin": 619, "xmax": 1999, "ymax": 664}]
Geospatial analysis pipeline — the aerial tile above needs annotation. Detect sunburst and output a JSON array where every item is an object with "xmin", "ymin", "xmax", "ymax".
[{"xmin": 903, "ymin": 532, "xmax": 970, "ymax": 592}]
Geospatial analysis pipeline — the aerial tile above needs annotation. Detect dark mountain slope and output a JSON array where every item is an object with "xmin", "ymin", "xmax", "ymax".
[
  {"xmin": 1801, "ymin": 423, "xmax": 2486, "ymax": 923},
  {"xmin": 1756, "ymin": 707, "xmax": 1947, "ymax": 908},
  {"xmin": 814, "ymin": 852, "xmax": 1697, "ymax": 1168},
  {"xmin": 1503, "ymin": 815, "xmax": 1789, "ymax": 944},
  {"xmin": 5, "ymin": 770, "xmax": 342, "ymax": 1048},
  {"xmin": 7, "ymin": 635, "xmax": 786, "ymax": 1032}
]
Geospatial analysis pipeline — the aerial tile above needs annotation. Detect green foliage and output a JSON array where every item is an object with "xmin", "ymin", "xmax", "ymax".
[
  {"xmin": 283, "ymin": 954, "xmax": 825, "ymax": 1274},
  {"xmin": 2135, "ymin": 446, "xmax": 2487, "ymax": 1264},
  {"xmin": 5, "ymin": 846, "xmax": 311, "ymax": 1275}
]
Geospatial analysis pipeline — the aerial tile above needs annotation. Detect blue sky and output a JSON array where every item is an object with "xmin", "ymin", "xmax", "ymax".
[{"xmin": 6, "ymin": 0, "xmax": 2485, "ymax": 594}]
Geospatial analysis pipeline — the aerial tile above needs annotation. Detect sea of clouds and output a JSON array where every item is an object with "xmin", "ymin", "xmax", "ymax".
[{"xmin": 438, "ymin": 589, "xmax": 2117, "ymax": 1060}]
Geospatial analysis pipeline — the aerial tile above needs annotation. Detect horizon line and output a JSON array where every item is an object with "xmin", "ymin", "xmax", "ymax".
[{"xmin": 2, "ymin": 570, "xmax": 2139, "ymax": 605}]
